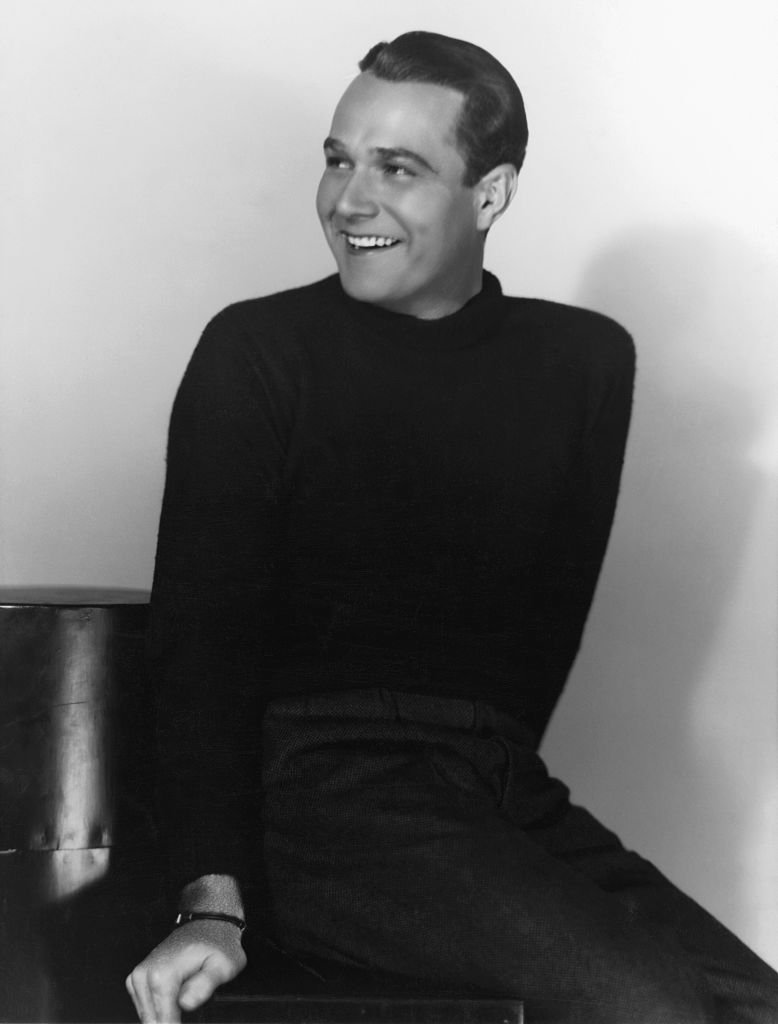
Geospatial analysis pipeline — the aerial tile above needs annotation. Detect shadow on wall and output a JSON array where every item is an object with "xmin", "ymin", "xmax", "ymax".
[{"xmin": 541, "ymin": 224, "xmax": 776, "ymax": 936}]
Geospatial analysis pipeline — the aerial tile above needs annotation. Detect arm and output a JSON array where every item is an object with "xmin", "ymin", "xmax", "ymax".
[
  {"xmin": 126, "ymin": 875, "xmax": 246, "ymax": 1023},
  {"xmin": 526, "ymin": 322, "xmax": 636, "ymax": 739},
  {"xmin": 128, "ymin": 308, "xmax": 292, "ymax": 1020},
  {"xmin": 150, "ymin": 308, "xmax": 289, "ymax": 893}
]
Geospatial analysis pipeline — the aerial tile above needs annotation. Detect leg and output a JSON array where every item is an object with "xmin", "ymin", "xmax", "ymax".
[
  {"xmin": 485, "ymin": 700, "xmax": 778, "ymax": 1024},
  {"xmin": 539, "ymin": 801, "xmax": 778, "ymax": 1024},
  {"xmin": 259, "ymin": 691, "xmax": 778, "ymax": 1023}
]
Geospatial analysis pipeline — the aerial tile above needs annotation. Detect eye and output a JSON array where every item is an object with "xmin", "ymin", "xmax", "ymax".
[
  {"xmin": 383, "ymin": 163, "xmax": 415, "ymax": 178},
  {"xmin": 324, "ymin": 154, "xmax": 351, "ymax": 170}
]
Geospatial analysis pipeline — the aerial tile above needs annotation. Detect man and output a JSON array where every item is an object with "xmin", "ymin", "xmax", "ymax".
[{"xmin": 127, "ymin": 31, "xmax": 778, "ymax": 1024}]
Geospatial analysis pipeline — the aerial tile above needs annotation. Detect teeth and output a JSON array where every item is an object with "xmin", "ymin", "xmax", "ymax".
[{"xmin": 345, "ymin": 234, "xmax": 399, "ymax": 249}]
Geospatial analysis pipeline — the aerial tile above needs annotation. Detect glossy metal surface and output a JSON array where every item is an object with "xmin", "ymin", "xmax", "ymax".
[
  {"xmin": 0, "ymin": 589, "xmax": 156, "ymax": 1022},
  {"xmin": 1, "ymin": 591, "xmax": 148, "ymax": 853}
]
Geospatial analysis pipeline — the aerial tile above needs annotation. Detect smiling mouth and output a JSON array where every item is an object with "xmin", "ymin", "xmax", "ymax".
[{"xmin": 341, "ymin": 232, "xmax": 402, "ymax": 252}]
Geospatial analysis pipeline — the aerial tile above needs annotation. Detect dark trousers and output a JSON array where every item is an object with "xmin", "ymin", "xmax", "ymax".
[{"xmin": 260, "ymin": 688, "xmax": 778, "ymax": 1023}]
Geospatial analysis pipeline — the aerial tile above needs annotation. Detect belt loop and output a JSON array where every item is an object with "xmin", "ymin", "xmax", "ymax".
[{"xmin": 471, "ymin": 699, "xmax": 482, "ymax": 735}]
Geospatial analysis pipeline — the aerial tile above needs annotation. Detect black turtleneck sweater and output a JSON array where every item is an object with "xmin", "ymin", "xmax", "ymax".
[{"xmin": 150, "ymin": 271, "xmax": 635, "ymax": 892}]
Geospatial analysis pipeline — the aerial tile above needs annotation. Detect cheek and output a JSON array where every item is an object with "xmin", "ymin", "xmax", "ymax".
[
  {"xmin": 437, "ymin": 202, "xmax": 479, "ymax": 254},
  {"xmin": 315, "ymin": 175, "xmax": 333, "ymax": 223},
  {"xmin": 403, "ymin": 195, "xmax": 467, "ymax": 248}
]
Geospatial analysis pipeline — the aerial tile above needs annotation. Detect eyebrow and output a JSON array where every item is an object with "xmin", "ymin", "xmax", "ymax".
[{"xmin": 323, "ymin": 137, "xmax": 437, "ymax": 174}]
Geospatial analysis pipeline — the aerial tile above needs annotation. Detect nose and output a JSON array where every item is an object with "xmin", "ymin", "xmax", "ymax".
[{"xmin": 334, "ymin": 167, "xmax": 379, "ymax": 220}]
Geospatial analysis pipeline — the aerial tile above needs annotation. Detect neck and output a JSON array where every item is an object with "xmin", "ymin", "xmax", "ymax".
[
  {"xmin": 399, "ymin": 283, "xmax": 482, "ymax": 321},
  {"xmin": 335, "ymin": 269, "xmax": 507, "ymax": 353},
  {"xmin": 406, "ymin": 272, "xmax": 484, "ymax": 320},
  {"xmin": 370, "ymin": 253, "xmax": 486, "ymax": 321}
]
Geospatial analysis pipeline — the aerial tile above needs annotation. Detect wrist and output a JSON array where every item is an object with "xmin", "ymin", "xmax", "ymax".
[
  {"xmin": 175, "ymin": 910, "xmax": 246, "ymax": 934},
  {"xmin": 179, "ymin": 873, "xmax": 244, "ymax": 918}
]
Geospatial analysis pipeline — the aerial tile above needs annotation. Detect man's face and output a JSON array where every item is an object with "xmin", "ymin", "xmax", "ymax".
[{"xmin": 316, "ymin": 73, "xmax": 485, "ymax": 320}]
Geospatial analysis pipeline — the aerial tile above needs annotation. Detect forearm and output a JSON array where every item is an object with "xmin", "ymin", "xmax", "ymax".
[
  {"xmin": 179, "ymin": 874, "xmax": 245, "ymax": 918},
  {"xmin": 128, "ymin": 873, "xmax": 247, "ymax": 1023}
]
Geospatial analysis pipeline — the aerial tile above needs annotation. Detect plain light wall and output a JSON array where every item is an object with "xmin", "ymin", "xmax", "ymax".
[{"xmin": 2, "ymin": 0, "xmax": 776, "ymax": 966}]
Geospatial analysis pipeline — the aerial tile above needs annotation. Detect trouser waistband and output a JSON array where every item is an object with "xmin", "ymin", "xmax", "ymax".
[{"xmin": 264, "ymin": 686, "xmax": 533, "ymax": 746}]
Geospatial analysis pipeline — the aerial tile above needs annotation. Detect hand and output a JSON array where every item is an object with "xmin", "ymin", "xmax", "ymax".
[{"xmin": 126, "ymin": 920, "xmax": 247, "ymax": 1023}]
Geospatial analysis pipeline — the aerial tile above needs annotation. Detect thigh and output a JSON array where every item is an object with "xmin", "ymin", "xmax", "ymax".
[
  {"xmin": 535, "ymin": 800, "xmax": 778, "ymax": 1024},
  {"xmin": 260, "ymin": 700, "xmax": 712, "ymax": 1023},
  {"xmin": 493, "ymin": 719, "xmax": 778, "ymax": 1024}
]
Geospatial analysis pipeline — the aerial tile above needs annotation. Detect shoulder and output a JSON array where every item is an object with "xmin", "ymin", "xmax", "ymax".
[
  {"xmin": 181, "ymin": 275, "xmax": 341, "ymax": 387},
  {"xmin": 173, "ymin": 277, "xmax": 338, "ymax": 404},
  {"xmin": 502, "ymin": 294, "xmax": 635, "ymax": 372},
  {"xmin": 202, "ymin": 275, "xmax": 340, "ymax": 345}
]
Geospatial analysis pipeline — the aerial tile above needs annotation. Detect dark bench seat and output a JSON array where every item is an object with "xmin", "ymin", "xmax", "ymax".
[{"xmin": 194, "ymin": 940, "xmax": 523, "ymax": 1023}]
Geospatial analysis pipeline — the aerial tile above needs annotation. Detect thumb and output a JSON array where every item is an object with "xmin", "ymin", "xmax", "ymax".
[{"xmin": 177, "ymin": 954, "xmax": 233, "ymax": 1012}]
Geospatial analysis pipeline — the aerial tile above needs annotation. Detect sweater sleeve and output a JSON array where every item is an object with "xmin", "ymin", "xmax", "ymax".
[
  {"xmin": 148, "ymin": 307, "xmax": 289, "ymax": 896},
  {"xmin": 525, "ymin": 321, "xmax": 636, "ymax": 739}
]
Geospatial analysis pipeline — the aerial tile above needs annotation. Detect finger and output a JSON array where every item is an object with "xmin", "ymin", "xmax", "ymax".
[
  {"xmin": 147, "ymin": 965, "xmax": 183, "ymax": 1024},
  {"xmin": 178, "ymin": 972, "xmax": 214, "ymax": 1013},
  {"xmin": 126, "ymin": 967, "xmax": 157, "ymax": 1024},
  {"xmin": 125, "ymin": 972, "xmax": 142, "ymax": 1022},
  {"xmin": 178, "ymin": 953, "xmax": 233, "ymax": 1013}
]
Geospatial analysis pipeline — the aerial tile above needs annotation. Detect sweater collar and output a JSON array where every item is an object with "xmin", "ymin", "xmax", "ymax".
[{"xmin": 333, "ymin": 270, "xmax": 507, "ymax": 352}]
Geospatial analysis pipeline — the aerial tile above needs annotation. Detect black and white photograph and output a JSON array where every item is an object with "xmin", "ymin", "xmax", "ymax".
[{"xmin": 1, "ymin": 3, "xmax": 777, "ymax": 1022}]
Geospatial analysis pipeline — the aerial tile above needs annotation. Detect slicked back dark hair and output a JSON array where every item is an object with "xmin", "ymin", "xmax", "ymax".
[{"xmin": 359, "ymin": 31, "xmax": 528, "ymax": 187}]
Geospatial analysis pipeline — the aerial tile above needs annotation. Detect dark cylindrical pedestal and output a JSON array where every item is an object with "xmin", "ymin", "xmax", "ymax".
[{"xmin": 0, "ymin": 588, "xmax": 161, "ymax": 1023}]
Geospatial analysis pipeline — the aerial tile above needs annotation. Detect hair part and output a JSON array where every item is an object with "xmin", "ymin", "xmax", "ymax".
[{"xmin": 359, "ymin": 31, "xmax": 528, "ymax": 187}]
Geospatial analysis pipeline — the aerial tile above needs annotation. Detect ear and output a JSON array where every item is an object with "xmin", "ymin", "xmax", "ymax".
[{"xmin": 474, "ymin": 163, "xmax": 518, "ymax": 231}]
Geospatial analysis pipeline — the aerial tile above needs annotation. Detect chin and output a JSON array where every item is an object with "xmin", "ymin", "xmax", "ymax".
[{"xmin": 337, "ymin": 269, "xmax": 404, "ymax": 310}]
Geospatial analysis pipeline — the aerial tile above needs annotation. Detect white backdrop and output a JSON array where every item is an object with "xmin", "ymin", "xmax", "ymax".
[{"xmin": 2, "ymin": 0, "xmax": 776, "ymax": 966}]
